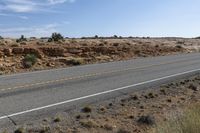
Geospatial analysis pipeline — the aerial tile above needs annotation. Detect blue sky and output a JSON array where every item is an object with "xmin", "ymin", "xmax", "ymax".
[{"xmin": 0, "ymin": 0, "xmax": 199, "ymax": 38}]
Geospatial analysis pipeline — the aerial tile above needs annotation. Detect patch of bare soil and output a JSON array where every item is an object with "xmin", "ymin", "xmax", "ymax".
[
  {"xmin": 3, "ymin": 74, "xmax": 200, "ymax": 133},
  {"xmin": 0, "ymin": 38, "xmax": 193, "ymax": 75}
]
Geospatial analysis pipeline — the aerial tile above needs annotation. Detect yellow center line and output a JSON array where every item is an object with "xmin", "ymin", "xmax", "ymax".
[{"xmin": 0, "ymin": 57, "xmax": 199, "ymax": 92}]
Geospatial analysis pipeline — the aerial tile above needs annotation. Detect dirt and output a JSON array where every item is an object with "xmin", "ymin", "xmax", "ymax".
[
  {"xmin": 2, "ymin": 74, "xmax": 200, "ymax": 133},
  {"xmin": 0, "ymin": 37, "xmax": 197, "ymax": 75}
]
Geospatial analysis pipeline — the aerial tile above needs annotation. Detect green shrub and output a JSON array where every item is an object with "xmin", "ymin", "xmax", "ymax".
[
  {"xmin": 48, "ymin": 32, "xmax": 64, "ymax": 42},
  {"xmin": 0, "ymin": 36, "xmax": 3, "ymax": 40},
  {"xmin": 195, "ymin": 37, "xmax": 200, "ymax": 39},
  {"xmin": 23, "ymin": 54, "xmax": 37, "ymax": 68},
  {"xmin": 94, "ymin": 35, "xmax": 99, "ymax": 39},
  {"xmin": 16, "ymin": 35, "xmax": 27, "ymax": 43},
  {"xmin": 113, "ymin": 35, "xmax": 118, "ymax": 38}
]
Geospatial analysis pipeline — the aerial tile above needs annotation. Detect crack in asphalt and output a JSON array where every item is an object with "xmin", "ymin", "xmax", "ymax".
[{"xmin": 1, "ymin": 113, "xmax": 17, "ymax": 126}]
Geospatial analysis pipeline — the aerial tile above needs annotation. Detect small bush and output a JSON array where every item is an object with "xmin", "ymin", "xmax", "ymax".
[
  {"xmin": 189, "ymin": 84, "xmax": 198, "ymax": 91},
  {"xmin": 94, "ymin": 35, "xmax": 98, "ymax": 39},
  {"xmin": 167, "ymin": 99, "xmax": 172, "ymax": 103},
  {"xmin": 131, "ymin": 94, "xmax": 139, "ymax": 100},
  {"xmin": 66, "ymin": 57, "xmax": 84, "ymax": 66},
  {"xmin": 137, "ymin": 115, "xmax": 155, "ymax": 125},
  {"xmin": 160, "ymin": 89, "xmax": 166, "ymax": 95},
  {"xmin": 113, "ymin": 35, "xmax": 118, "ymax": 38},
  {"xmin": 175, "ymin": 45, "xmax": 183, "ymax": 49},
  {"xmin": 195, "ymin": 36, "xmax": 200, "ymax": 39},
  {"xmin": 40, "ymin": 125, "xmax": 50, "ymax": 133},
  {"xmin": 23, "ymin": 54, "xmax": 37, "ymax": 68},
  {"xmin": 82, "ymin": 106, "xmax": 92, "ymax": 113},
  {"xmin": 148, "ymin": 92, "xmax": 155, "ymax": 98},
  {"xmin": 54, "ymin": 116, "xmax": 61, "ymax": 123},
  {"xmin": 2, "ymin": 130, "xmax": 8, "ymax": 133},
  {"xmin": 14, "ymin": 127, "xmax": 25, "ymax": 133},
  {"xmin": 76, "ymin": 114, "xmax": 81, "ymax": 119},
  {"xmin": 80, "ymin": 120, "xmax": 98, "ymax": 128},
  {"xmin": 0, "ymin": 36, "xmax": 3, "ymax": 39},
  {"xmin": 16, "ymin": 35, "xmax": 27, "ymax": 43},
  {"xmin": 48, "ymin": 32, "xmax": 64, "ymax": 42}
]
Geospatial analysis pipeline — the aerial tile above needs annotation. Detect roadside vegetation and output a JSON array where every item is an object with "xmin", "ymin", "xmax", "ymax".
[
  {"xmin": 48, "ymin": 32, "xmax": 64, "ymax": 42},
  {"xmin": 16, "ymin": 35, "xmax": 27, "ymax": 43},
  {"xmin": 153, "ymin": 104, "xmax": 200, "ymax": 133},
  {"xmin": 23, "ymin": 54, "xmax": 37, "ymax": 68},
  {"xmin": 195, "ymin": 36, "xmax": 200, "ymax": 39},
  {"xmin": 2, "ymin": 74, "xmax": 200, "ymax": 133},
  {"xmin": 0, "ymin": 35, "xmax": 189, "ymax": 75}
]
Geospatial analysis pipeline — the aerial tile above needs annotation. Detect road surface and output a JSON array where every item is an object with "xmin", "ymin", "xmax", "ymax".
[{"xmin": 0, "ymin": 53, "xmax": 200, "ymax": 128}]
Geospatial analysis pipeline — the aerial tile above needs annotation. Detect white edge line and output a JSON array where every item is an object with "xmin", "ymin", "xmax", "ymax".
[{"xmin": 0, "ymin": 68, "xmax": 200, "ymax": 120}]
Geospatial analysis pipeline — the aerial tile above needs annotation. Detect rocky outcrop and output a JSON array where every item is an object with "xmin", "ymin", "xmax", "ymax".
[
  {"xmin": 0, "ymin": 38, "xmax": 188, "ymax": 75},
  {"xmin": 40, "ymin": 47, "xmax": 65, "ymax": 57},
  {"xmin": 12, "ymin": 47, "xmax": 43, "ymax": 59},
  {"xmin": 23, "ymin": 48, "xmax": 43, "ymax": 59},
  {"xmin": 0, "ymin": 51, "xmax": 3, "ymax": 58},
  {"xmin": 3, "ymin": 48, "xmax": 12, "ymax": 56},
  {"xmin": 12, "ymin": 47, "xmax": 24, "ymax": 54}
]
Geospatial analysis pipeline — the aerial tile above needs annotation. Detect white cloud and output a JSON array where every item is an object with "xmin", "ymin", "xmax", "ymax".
[
  {"xmin": 0, "ymin": 12, "xmax": 29, "ymax": 19},
  {"xmin": 0, "ymin": 23, "xmax": 59, "ymax": 37},
  {"xmin": 5, "ymin": 4, "xmax": 35, "ymax": 12},
  {"xmin": 62, "ymin": 21, "xmax": 70, "ymax": 25},
  {"xmin": 48, "ymin": 0, "xmax": 66, "ymax": 4},
  {"xmin": 0, "ymin": 19, "xmax": 71, "ymax": 37},
  {"xmin": 19, "ymin": 16, "xmax": 29, "ymax": 19},
  {"xmin": 0, "ymin": 0, "xmax": 75, "ymax": 13}
]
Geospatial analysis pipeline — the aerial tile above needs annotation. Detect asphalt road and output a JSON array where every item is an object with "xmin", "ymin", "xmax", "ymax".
[{"xmin": 1, "ymin": 53, "xmax": 200, "ymax": 128}]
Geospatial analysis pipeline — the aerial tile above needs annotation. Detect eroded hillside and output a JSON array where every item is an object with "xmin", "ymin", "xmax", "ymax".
[{"xmin": 0, "ymin": 37, "xmax": 198, "ymax": 75}]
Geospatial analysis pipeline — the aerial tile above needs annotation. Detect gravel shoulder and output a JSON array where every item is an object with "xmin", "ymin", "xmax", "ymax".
[{"xmin": 2, "ymin": 74, "xmax": 200, "ymax": 133}]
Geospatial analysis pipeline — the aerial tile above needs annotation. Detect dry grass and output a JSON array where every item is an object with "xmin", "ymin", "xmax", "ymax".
[{"xmin": 153, "ymin": 104, "xmax": 200, "ymax": 133}]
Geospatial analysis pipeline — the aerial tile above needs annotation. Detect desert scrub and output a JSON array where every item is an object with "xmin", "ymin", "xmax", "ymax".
[
  {"xmin": 80, "ymin": 120, "xmax": 98, "ymax": 128},
  {"xmin": 14, "ymin": 127, "xmax": 25, "ymax": 133},
  {"xmin": 16, "ymin": 35, "xmax": 27, "ymax": 43},
  {"xmin": 23, "ymin": 54, "xmax": 37, "ymax": 68},
  {"xmin": 53, "ymin": 115, "xmax": 62, "ymax": 123},
  {"xmin": 153, "ymin": 104, "xmax": 200, "ymax": 133},
  {"xmin": 137, "ymin": 115, "xmax": 155, "ymax": 125},
  {"xmin": 48, "ymin": 32, "xmax": 64, "ymax": 42},
  {"xmin": 66, "ymin": 57, "xmax": 84, "ymax": 66},
  {"xmin": 82, "ymin": 106, "xmax": 92, "ymax": 113}
]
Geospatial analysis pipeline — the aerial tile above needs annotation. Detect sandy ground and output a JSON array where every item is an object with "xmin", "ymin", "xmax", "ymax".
[
  {"xmin": 1, "ymin": 37, "xmax": 197, "ymax": 75},
  {"xmin": 2, "ymin": 74, "xmax": 200, "ymax": 133}
]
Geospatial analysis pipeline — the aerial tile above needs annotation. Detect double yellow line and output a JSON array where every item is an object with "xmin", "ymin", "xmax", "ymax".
[{"xmin": 0, "ymin": 56, "xmax": 199, "ymax": 92}]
